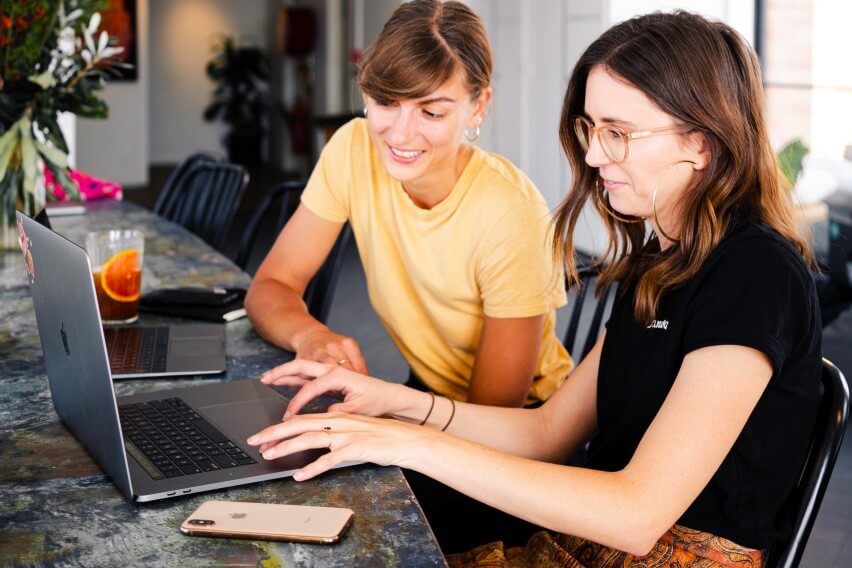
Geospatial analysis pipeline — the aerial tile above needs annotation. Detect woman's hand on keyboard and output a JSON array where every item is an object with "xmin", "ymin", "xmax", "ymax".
[
  {"xmin": 246, "ymin": 410, "xmax": 440, "ymax": 480},
  {"xmin": 261, "ymin": 359, "xmax": 418, "ymax": 422}
]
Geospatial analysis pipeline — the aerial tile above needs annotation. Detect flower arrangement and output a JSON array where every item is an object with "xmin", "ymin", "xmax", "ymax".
[{"xmin": 0, "ymin": 0, "xmax": 125, "ymax": 248}]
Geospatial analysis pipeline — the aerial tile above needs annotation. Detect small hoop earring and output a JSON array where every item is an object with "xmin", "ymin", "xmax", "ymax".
[
  {"xmin": 465, "ymin": 117, "xmax": 482, "ymax": 142},
  {"xmin": 651, "ymin": 160, "xmax": 695, "ymax": 244},
  {"xmin": 363, "ymin": 106, "xmax": 368, "ymax": 117},
  {"xmin": 593, "ymin": 179, "xmax": 644, "ymax": 224}
]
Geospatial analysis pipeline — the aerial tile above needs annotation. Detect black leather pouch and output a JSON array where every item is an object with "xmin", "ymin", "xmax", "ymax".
[{"xmin": 140, "ymin": 287, "xmax": 247, "ymax": 322}]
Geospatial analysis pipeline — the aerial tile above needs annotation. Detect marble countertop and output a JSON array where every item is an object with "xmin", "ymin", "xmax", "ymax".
[{"xmin": 0, "ymin": 201, "xmax": 445, "ymax": 567}]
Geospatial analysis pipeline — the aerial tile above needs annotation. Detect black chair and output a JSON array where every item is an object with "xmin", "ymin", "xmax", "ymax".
[
  {"xmin": 827, "ymin": 215, "xmax": 852, "ymax": 290},
  {"xmin": 155, "ymin": 160, "xmax": 249, "ymax": 253},
  {"xmin": 234, "ymin": 180, "xmax": 353, "ymax": 324},
  {"xmin": 152, "ymin": 152, "xmax": 220, "ymax": 218},
  {"xmin": 562, "ymin": 251, "xmax": 617, "ymax": 359},
  {"xmin": 234, "ymin": 180, "xmax": 304, "ymax": 270},
  {"xmin": 768, "ymin": 357, "xmax": 849, "ymax": 568}
]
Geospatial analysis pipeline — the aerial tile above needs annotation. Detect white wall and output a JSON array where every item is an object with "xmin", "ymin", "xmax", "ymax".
[
  {"xmin": 74, "ymin": 0, "xmax": 150, "ymax": 186},
  {"xmin": 809, "ymin": 0, "xmax": 852, "ymax": 159},
  {"xmin": 468, "ymin": 0, "xmax": 609, "ymax": 253},
  {"xmin": 467, "ymin": 0, "xmax": 610, "ymax": 207},
  {"xmin": 318, "ymin": 0, "xmax": 346, "ymax": 114},
  {"xmin": 609, "ymin": 0, "xmax": 753, "ymax": 44},
  {"xmin": 148, "ymin": 0, "xmax": 273, "ymax": 165},
  {"xmin": 349, "ymin": 0, "xmax": 398, "ymax": 112}
]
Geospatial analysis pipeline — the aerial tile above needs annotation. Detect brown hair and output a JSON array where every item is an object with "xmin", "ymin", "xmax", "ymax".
[
  {"xmin": 552, "ymin": 11, "xmax": 813, "ymax": 324},
  {"xmin": 358, "ymin": 0, "xmax": 492, "ymax": 102}
]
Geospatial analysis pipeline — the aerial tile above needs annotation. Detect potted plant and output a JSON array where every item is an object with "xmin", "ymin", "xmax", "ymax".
[
  {"xmin": 203, "ymin": 35, "xmax": 271, "ymax": 166},
  {"xmin": 0, "ymin": 0, "xmax": 125, "ymax": 249}
]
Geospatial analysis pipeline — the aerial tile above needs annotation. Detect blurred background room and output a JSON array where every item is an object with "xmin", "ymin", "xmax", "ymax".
[{"xmin": 6, "ymin": 1, "xmax": 850, "ymax": 565}]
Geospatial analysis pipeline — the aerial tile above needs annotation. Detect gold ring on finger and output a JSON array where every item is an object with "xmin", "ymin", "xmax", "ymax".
[{"xmin": 323, "ymin": 426, "xmax": 333, "ymax": 449}]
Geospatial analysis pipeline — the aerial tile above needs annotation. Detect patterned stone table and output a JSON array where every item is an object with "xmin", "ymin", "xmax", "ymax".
[{"xmin": 0, "ymin": 201, "xmax": 445, "ymax": 567}]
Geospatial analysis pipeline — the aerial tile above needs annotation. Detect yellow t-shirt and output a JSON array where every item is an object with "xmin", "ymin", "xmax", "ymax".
[{"xmin": 301, "ymin": 119, "xmax": 573, "ymax": 404}]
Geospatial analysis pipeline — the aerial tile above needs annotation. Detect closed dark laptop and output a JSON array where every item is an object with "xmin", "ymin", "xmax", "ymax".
[
  {"xmin": 30, "ymin": 206, "xmax": 226, "ymax": 379},
  {"xmin": 17, "ymin": 213, "xmax": 329, "ymax": 502},
  {"xmin": 106, "ymin": 322, "xmax": 226, "ymax": 379}
]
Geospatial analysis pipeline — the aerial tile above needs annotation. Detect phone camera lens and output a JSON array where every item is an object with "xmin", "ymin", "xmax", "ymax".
[{"xmin": 188, "ymin": 519, "xmax": 215, "ymax": 525}]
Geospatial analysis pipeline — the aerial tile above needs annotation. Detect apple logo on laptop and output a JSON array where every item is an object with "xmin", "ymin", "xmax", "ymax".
[
  {"xmin": 60, "ymin": 323, "xmax": 71, "ymax": 356},
  {"xmin": 230, "ymin": 513, "xmax": 246, "ymax": 519}
]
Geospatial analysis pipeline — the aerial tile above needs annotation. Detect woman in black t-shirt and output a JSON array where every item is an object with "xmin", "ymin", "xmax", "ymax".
[{"xmin": 246, "ymin": 11, "xmax": 820, "ymax": 567}]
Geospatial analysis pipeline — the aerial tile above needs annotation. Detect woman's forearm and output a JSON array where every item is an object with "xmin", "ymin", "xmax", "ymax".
[
  {"xmin": 408, "ymin": 434, "xmax": 659, "ymax": 556},
  {"xmin": 245, "ymin": 278, "xmax": 327, "ymax": 352},
  {"xmin": 389, "ymin": 344, "xmax": 601, "ymax": 463},
  {"xmin": 387, "ymin": 390, "xmax": 575, "ymax": 463}
]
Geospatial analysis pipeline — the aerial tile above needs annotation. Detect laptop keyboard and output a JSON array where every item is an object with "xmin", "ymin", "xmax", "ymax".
[
  {"xmin": 119, "ymin": 398, "xmax": 256, "ymax": 479},
  {"xmin": 104, "ymin": 327, "xmax": 169, "ymax": 375}
]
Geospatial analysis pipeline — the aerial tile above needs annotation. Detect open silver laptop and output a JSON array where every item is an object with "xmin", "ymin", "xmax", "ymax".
[{"xmin": 18, "ymin": 213, "xmax": 327, "ymax": 502}]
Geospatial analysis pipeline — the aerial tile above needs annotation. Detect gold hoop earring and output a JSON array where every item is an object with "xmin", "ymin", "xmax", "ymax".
[
  {"xmin": 465, "ymin": 118, "xmax": 482, "ymax": 142},
  {"xmin": 593, "ymin": 179, "xmax": 644, "ymax": 224},
  {"xmin": 651, "ymin": 160, "xmax": 696, "ymax": 244}
]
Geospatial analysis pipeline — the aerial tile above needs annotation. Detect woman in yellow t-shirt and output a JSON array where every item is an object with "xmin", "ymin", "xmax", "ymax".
[{"xmin": 246, "ymin": 0, "xmax": 572, "ymax": 408}]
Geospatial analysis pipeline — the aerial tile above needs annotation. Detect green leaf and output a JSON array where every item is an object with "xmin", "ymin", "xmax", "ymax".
[
  {"xmin": 39, "ymin": 118, "xmax": 69, "ymax": 154},
  {"xmin": 778, "ymin": 139, "xmax": 809, "ymax": 186},
  {"xmin": 0, "ymin": 170, "xmax": 25, "ymax": 221},
  {"xmin": 28, "ymin": 70, "xmax": 57, "ymax": 90},
  {"xmin": 0, "ymin": 126, "xmax": 21, "ymax": 183},
  {"xmin": 35, "ymin": 141, "xmax": 68, "ymax": 169},
  {"xmin": 19, "ymin": 118, "xmax": 40, "ymax": 210}
]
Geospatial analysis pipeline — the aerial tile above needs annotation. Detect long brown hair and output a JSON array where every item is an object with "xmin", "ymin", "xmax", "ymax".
[
  {"xmin": 552, "ymin": 11, "xmax": 813, "ymax": 324},
  {"xmin": 358, "ymin": 0, "xmax": 492, "ymax": 102}
]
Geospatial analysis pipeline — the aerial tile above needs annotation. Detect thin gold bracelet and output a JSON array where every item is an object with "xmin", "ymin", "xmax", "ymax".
[
  {"xmin": 441, "ymin": 396, "xmax": 456, "ymax": 432},
  {"xmin": 419, "ymin": 391, "xmax": 436, "ymax": 426}
]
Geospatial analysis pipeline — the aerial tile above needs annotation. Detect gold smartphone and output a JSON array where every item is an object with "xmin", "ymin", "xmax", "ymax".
[{"xmin": 180, "ymin": 500, "xmax": 355, "ymax": 544}]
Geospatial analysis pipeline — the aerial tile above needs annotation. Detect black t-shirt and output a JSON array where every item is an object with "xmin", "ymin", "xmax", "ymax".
[{"xmin": 589, "ymin": 219, "xmax": 821, "ymax": 551}]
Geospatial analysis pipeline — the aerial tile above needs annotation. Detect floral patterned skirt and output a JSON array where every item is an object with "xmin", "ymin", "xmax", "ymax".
[{"xmin": 446, "ymin": 525, "xmax": 764, "ymax": 568}]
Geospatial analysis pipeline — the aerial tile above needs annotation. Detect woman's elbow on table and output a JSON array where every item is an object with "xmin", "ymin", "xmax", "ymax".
[
  {"xmin": 244, "ymin": 281, "xmax": 268, "ymax": 326},
  {"xmin": 245, "ymin": 277, "xmax": 291, "ymax": 320}
]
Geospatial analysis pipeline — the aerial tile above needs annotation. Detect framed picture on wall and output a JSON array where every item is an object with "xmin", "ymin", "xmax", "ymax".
[{"xmin": 101, "ymin": 0, "xmax": 138, "ymax": 81}]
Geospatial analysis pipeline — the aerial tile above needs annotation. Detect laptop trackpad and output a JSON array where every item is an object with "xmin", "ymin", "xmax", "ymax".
[
  {"xmin": 171, "ymin": 338, "xmax": 218, "ymax": 351},
  {"xmin": 199, "ymin": 398, "xmax": 325, "ymax": 468},
  {"xmin": 201, "ymin": 397, "xmax": 287, "ymax": 443}
]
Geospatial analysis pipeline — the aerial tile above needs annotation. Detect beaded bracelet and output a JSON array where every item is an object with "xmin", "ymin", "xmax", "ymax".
[
  {"xmin": 419, "ymin": 391, "xmax": 436, "ymax": 426},
  {"xmin": 441, "ymin": 396, "xmax": 456, "ymax": 432}
]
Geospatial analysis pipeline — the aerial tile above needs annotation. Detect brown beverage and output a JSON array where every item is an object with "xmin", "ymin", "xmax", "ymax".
[
  {"xmin": 86, "ymin": 230, "xmax": 144, "ymax": 324},
  {"xmin": 93, "ymin": 267, "xmax": 142, "ymax": 323}
]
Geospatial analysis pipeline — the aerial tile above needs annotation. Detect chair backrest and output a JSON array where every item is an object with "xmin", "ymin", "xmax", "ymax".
[
  {"xmin": 156, "ymin": 161, "xmax": 249, "ymax": 253},
  {"xmin": 234, "ymin": 180, "xmax": 353, "ymax": 324},
  {"xmin": 562, "ymin": 252, "xmax": 617, "ymax": 360},
  {"xmin": 769, "ymin": 357, "xmax": 850, "ymax": 568},
  {"xmin": 234, "ymin": 180, "xmax": 305, "ymax": 270},
  {"xmin": 827, "ymin": 212, "xmax": 852, "ymax": 290},
  {"xmin": 153, "ymin": 152, "xmax": 221, "ymax": 218},
  {"xmin": 304, "ymin": 223, "xmax": 353, "ymax": 324}
]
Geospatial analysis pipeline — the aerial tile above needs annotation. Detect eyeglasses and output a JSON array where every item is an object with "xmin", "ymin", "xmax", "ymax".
[{"xmin": 573, "ymin": 116, "xmax": 683, "ymax": 163}]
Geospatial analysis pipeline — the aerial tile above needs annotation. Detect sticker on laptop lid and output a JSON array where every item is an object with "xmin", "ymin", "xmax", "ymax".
[{"xmin": 17, "ymin": 218, "xmax": 34, "ymax": 283}]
